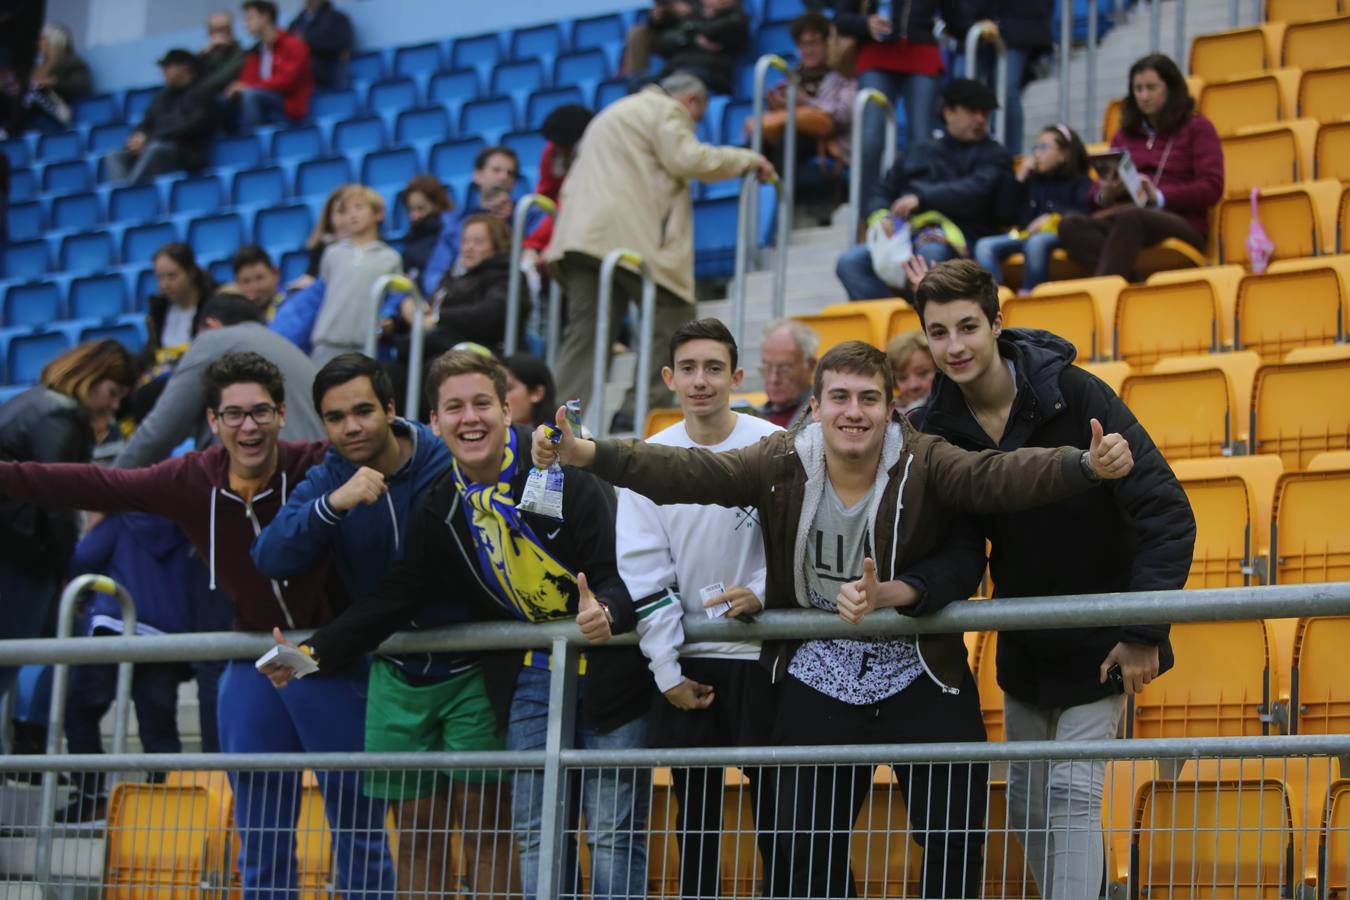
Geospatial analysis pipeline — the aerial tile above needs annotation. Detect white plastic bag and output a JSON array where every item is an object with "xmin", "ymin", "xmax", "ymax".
[{"xmin": 867, "ymin": 217, "xmax": 913, "ymax": 290}]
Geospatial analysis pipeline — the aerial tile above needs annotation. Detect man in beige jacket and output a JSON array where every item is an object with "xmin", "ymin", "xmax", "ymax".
[{"xmin": 546, "ymin": 72, "xmax": 775, "ymax": 430}]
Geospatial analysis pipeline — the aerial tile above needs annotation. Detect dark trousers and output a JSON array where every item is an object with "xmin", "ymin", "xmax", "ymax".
[
  {"xmin": 65, "ymin": 661, "xmax": 186, "ymax": 799},
  {"xmin": 770, "ymin": 670, "xmax": 988, "ymax": 899},
  {"xmin": 649, "ymin": 657, "xmax": 783, "ymax": 898},
  {"xmin": 1057, "ymin": 207, "xmax": 1206, "ymax": 280}
]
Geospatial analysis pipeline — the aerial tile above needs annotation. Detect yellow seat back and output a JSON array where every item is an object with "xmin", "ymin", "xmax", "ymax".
[
  {"xmin": 1132, "ymin": 620, "xmax": 1274, "ymax": 738},
  {"xmin": 1178, "ymin": 475, "xmax": 1257, "ymax": 587},
  {"xmin": 1272, "ymin": 468, "xmax": 1350, "ymax": 585},
  {"xmin": 1121, "ymin": 369, "xmax": 1234, "ymax": 460},
  {"xmin": 643, "ymin": 407, "xmax": 684, "ymax": 438},
  {"xmin": 1293, "ymin": 617, "xmax": 1350, "ymax": 735},
  {"xmin": 1201, "ymin": 70, "xmax": 1295, "ymax": 137},
  {"xmin": 1222, "ymin": 127, "xmax": 1302, "ymax": 197},
  {"xmin": 792, "ymin": 311, "xmax": 878, "ymax": 352},
  {"xmin": 104, "ymin": 782, "xmax": 234, "ymax": 900},
  {"xmin": 1253, "ymin": 358, "xmax": 1350, "ymax": 469},
  {"xmin": 1237, "ymin": 267, "xmax": 1344, "ymax": 360},
  {"xmin": 1114, "ymin": 280, "xmax": 1220, "ymax": 366},
  {"xmin": 1314, "ymin": 120, "xmax": 1350, "ymax": 182},
  {"xmin": 1299, "ymin": 63, "xmax": 1350, "ymax": 122},
  {"xmin": 1268, "ymin": 0, "xmax": 1340, "ymax": 22},
  {"xmin": 1284, "ymin": 16, "xmax": 1350, "ymax": 70},
  {"xmin": 1191, "ymin": 27, "xmax": 1272, "ymax": 82},
  {"xmin": 1001, "ymin": 293, "xmax": 1098, "ymax": 363}
]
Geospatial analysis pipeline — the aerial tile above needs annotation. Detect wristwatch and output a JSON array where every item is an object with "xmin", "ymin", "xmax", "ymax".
[
  {"xmin": 595, "ymin": 599, "xmax": 614, "ymax": 627},
  {"xmin": 299, "ymin": 642, "xmax": 320, "ymax": 668},
  {"xmin": 1079, "ymin": 449, "xmax": 1103, "ymax": 483}
]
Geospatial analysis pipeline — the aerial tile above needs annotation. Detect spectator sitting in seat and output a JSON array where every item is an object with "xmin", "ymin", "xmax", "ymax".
[
  {"xmin": 836, "ymin": 77, "xmax": 1010, "ymax": 301},
  {"xmin": 973, "ymin": 122, "xmax": 1092, "ymax": 292},
  {"xmin": 958, "ymin": 0, "xmax": 1054, "ymax": 156},
  {"xmin": 225, "ymin": 0, "xmax": 314, "ymax": 130},
  {"xmin": 286, "ymin": 0, "xmax": 353, "ymax": 90},
  {"xmin": 885, "ymin": 329, "xmax": 935, "ymax": 413},
  {"xmin": 757, "ymin": 318, "xmax": 818, "ymax": 429},
  {"xmin": 1, "ymin": 23, "xmax": 90, "ymax": 134},
  {"xmin": 1057, "ymin": 53, "xmax": 1223, "ymax": 280},
  {"xmin": 621, "ymin": 0, "xmax": 689, "ymax": 78},
  {"xmin": 503, "ymin": 353, "xmax": 558, "ymax": 427},
  {"xmin": 652, "ymin": 0, "xmax": 749, "ymax": 96},
  {"xmin": 399, "ymin": 174, "xmax": 456, "ymax": 291},
  {"xmin": 309, "ymin": 184, "xmax": 403, "ymax": 366},
  {"xmin": 142, "ymin": 242, "xmax": 217, "ymax": 370},
  {"xmin": 105, "ymin": 49, "xmax": 217, "ymax": 186},
  {"xmin": 198, "ymin": 10, "xmax": 247, "ymax": 98},
  {"xmin": 228, "ymin": 244, "xmax": 284, "ymax": 319}
]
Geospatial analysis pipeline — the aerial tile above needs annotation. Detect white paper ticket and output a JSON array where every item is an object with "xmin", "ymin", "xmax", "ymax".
[{"xmin": 701, "ymin": 582, "xmax": 732, "ymax": 619}]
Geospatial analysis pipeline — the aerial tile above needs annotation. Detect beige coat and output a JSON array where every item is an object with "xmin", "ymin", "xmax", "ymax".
[{"xmin": 545, "ymin": 85, "xmax": 761, "ymax": 304}]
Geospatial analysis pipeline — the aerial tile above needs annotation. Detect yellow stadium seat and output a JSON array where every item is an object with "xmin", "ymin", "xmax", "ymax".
[
  {"xmin": 792, "ymin": 311, "xmax": 876, "ymax": 353},
  {"xmin": 1252, "ymin": 357, "xmax": 1350, "ymax": 468},
  {"xmin": 1132, "ymin": 775, "xmax": 1293, "ymax": 898},
  {"xmin": 1190, "ymin": 25, "xmax": 1274, "ymax": 83},
  {"xmin": 1177, "ymin": 474, "xmax": 1260, "ymax": 587},
  {"xmin": 886, "ymin": 304, "xmax": 922, "ymax": 341},
  {"xmin": 1341, "ymin": 183, "xmax": 1350, "ymax": 252},
  {"xmin": 1120, "ymin": 368, "xmax": 1235, "ymax": 460},
  {"xmin": 1001, "ymin": 292, "xmax": 1099, "ymax": 363},
  {"xmin": 1308, "ymin": 448, "xmax": 1350, "ymax": 468},
  {"xmin": 296, "ymin": 783, "xmax": 333, "ymax": 899},
  {"xmin": 1171, "ymin": 454, "xmax": 1285, "ymax": 564},
  {"xmin": 1216, "ymin": 178, "xmax": 1343, "ymax": 264},
  {"xmin": 1236, "ymin": 267, "xmax": 1345, "ymax": 360},
  {"xmin": 1323, "ymin": 779, "xmax": 1350, "ymax": 893},
  {"xmin": 1292, "ymin": 617, "xmax": 1350, "ymax": 734},
  {"xmin": 1114, "ymin": 280, "xmax": 1221, "ymax": 366},
  {"xmin": 1226, "ymin": 118, "xmax": 1320, "ymax": 196},
  {"xmin": 1298, "ymin": 63, "xmax": 1350, "ymax": 122},
  {"xmin": 1031, "ymin": 275, "xmax": 1126, "ymax": 360},
  {"xmin": 1272, "ymin": 467, "xmax": 1350, "ymax": 585},
  {"xmin": 1147, "ymin": 265, "xmax": 1246, "ymax": 348},
  {"xmin": 1284, "ymin": 16, "xmax": 1350, "ymax": 70},
  {"xmin": 818, "ymin": 297, "xmax": 915, "ymax": 347},
  {"xmin": 974, "ymin": 630, "xmax": 1004, "ymax": 743},
  {"xmin": 1076, "ymin": 360, "xmax": 1133, "ymax": 394},
  {"xmin": 1314, "ymin": 119, "xmax": 1350, "ymax": 182},
  {"xmin": 1131, "ymin": 619, "xmax": 1277, "ymax": 738},
  {"xmin": 643, "ymin": 407, "xmax": 683, "ymax": 437},
  {"xmin": 1102, "ymin": 97, "xmax": 1122, "ymax": 142},
  {"xmin": 1155, "ymin": 351, "xmax": 1262, "ymax": 443},
  {"xmin": 730, "ymin": 390, "xmax": 767, "ymax": 409},
  {"xmin": 1268, "ymin": 0, "xmax": 1341, "ymax": 22},
  {"xmin": 1284, "ymin": 343, "xmax": 1350, "ymax": 362},
  {"xmin": 1136, "ymin": 238, "xmax": 1213, "ymax": 274},
  {"xmin": 1200, "ymin": 68, "xmax": 1301, "ymax": 137},
  {"xmin": 104, "ymin": 782, "xmax": 234, "ymax": 900}
]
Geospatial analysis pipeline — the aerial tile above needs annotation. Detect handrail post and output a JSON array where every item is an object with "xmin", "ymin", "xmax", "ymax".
[
  {"xmin": 1058, "ymin": 0, "xmax": 1072, "ymax": 125},
  {"xmin": 964, "ymin": 26, "xmax": 1007, "ymax": 150},
  {"xmin": 775, "ymin": 70, "xmax": 796, "ymax": 322},
  {"xmin": 1150, "ymin": 0, "xmax": 1162, "ymax": 54},
  {"xmin": 506, "ymin": 194, "xmax": 557, "ymax": 356},
  {"xmin": 731, "ymin": 174, "xmax": 757, "ymax": 348},
  {"xmin": 1087, "ymin": 0, "xmax": 1099, "ymax": 145},
  {"xmin": 37, "ymin": 575, "xmax": 137, "ymax": 890},
  {"xmin": 1175, "ymin": 0, "xmax": 1187, "ymax": 71},
  {"xmin": 750, "ymin": 54, "xmax": 795, "ymax": 271},
  {"xmin": 846, "ymin": 88, "xmax": 896, "ymax": 245},
  {"xmin": 589, "ymin": 249, "xmax": 654, "ymax": 438},
  {"xmin": 533, "ymin": 635, "xmax": 578, "ymax": 900},
  {"xmin": 544, "ymin": 279, "xmax": 562, "ymax": 372},
  {"xmin": 366, "ymin": 274, "xmax": 426, "ymax": 418}
]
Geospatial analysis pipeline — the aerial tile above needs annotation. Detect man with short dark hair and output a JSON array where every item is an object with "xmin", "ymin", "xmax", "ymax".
[
  {"xmin": 286, "ymin": 0, "xmax": 354, "ymax": 90},
  {"xmin": 909, "ymin": 258, "xmax": 1194, "ymax": 898},
  {"xmin": 0, "ymin": 351, "xmax": 397, "ymax": 900},
  {"xmin": 229, "ymin": 245, "xmax": 283, "ymax": 318},
  {"xmin": 533, "ymin": 339, "xmax": 1137, "ymax": 898},
  {"xmin": 836, "ymin": 77, "xmax": 1011, "ymax": 300},
  {"xmin": 225, "ymin": 0, "xmax": 314, "ymax": 129},
  {"xmin": 105, "ymin": 48, "xmax": 216, "ymax": 184}
]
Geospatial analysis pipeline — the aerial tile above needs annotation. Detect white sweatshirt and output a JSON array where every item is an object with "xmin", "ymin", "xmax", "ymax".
[{"xmin": 616, "ymin": 412, "xmax": 782, "ymax": 693}]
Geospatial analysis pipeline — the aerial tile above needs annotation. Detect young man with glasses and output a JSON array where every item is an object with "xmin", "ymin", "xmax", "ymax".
[{"xmin": 0, "ymin": 351, "xmax": 397, "ymax": 900}]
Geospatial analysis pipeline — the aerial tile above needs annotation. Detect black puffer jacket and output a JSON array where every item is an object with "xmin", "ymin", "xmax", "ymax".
[
  {"xmin": 867, "ymin": 131, "xmax": 1012, "ymax": 242},
  {"xmin": 911, "ymin": 329, "xmax": 1194, "ymax": 709},
  {"xmin": 0, "ymin": 387, "xmax": 93, "ymax": 576},
  {"xmin": 653, "ymin": 4, "xmax": 749, "ymax": 95},
  {"xmin": 137, "ymin": 77, "xmax": 217, "ymax": 170},
  {"xmin": 960, "ymin": 0, "xmax": 1054, "ymax": 51},
  {"xmin": 427, "ymin": 254, "xmax": 528, "ymax": 353},
  {"xmin": 830, "ymin": 0, "xmax": 969, "ymax": 48}
]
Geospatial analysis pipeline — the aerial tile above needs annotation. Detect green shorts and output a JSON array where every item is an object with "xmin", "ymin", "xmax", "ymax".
[{"xmin": 362, "ymin": 660, "xmax": 505, "ymax": 799}]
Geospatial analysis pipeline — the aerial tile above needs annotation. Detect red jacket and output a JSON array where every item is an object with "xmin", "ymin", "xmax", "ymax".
[
  {"xmin": 522, "ymin": 141, "xmax": 564, "ymax": 254},
  {"xmin": 239, "ymin": 29, "xmax": 314, "ymax": 121},
  {"xmin": 0, "ymin": 442, "xmax": 341, "ymax": 632},
  {"xmin": 1103, "ymin": 113, "xmax": 1225, "ymax": 239}
]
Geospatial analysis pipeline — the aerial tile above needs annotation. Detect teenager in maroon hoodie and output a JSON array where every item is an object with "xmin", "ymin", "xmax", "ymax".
[{"xmin": 0, "ymin": 352, "xmax": 395, "ymax": 899}]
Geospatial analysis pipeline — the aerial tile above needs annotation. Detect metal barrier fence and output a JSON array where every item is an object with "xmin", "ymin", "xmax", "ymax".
[
  {"xmin": 3, "ymin": 582, "xmax": 1349, "ymax": 898},
  {"xmin": 846, "ymin": 88, "xmax": 897, "ymax": 245},
  {"xmin": 731, "ymin": 173, "xmax": 787, "ymax": 348},
  {"xmin": 587, "ymin": 248, "xmax": 656, "ymax": 439},
  {"xmin": 964, "ymin": 26, "xmax": 1008, "ymax": 150},
  {"xmin": 505, "ymin": 194, "xmax": 557, "ymax": 359},
  {"xmin": 364, "ymin": 273, "xmax": 427, "ymax": 417}
]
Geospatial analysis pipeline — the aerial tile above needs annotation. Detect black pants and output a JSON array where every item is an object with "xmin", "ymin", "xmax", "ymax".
[
  {"xmin": 649, "ymin": 657, "xmax": 784, "ymax": 898},
  {"xmin": 65, "ymin": 661, "xmax": 186, "ymax": 799},
  {"xmin": 1057, "ymin": 207, "xmax": 1206, "ymax": 280},
  {"xmin": 770, "ymin": 670, "xmax": 988, "ymax": 899}
]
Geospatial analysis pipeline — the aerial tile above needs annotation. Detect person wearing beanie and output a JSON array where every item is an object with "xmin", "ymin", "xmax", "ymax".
[{"xmin": 105, "ymin": 48, "xmax": 217, "ymax": 184}]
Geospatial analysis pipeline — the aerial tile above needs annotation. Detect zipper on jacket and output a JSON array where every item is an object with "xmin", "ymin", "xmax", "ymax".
[
  {"xmin": 915, "ymin": 640, "xmax": 960, "ymax": 695},
  {"xmin": 235, "ymin": 493, "xmax": 297, "ymax": 629}
]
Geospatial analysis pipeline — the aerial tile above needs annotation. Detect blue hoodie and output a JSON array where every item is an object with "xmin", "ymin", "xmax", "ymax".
[{"xmin": 250, "ymin": 418, "xmax": 467, "ymax": 679}]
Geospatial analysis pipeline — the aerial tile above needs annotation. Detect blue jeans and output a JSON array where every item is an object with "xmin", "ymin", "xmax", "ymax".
[
  {"xmin": 104, "ymin": 140, "xmax": 188, "ymax": 185},
  {"xmin": 974, "ymin": 45, "xmax": 1029, "ymax": 155},
  {"xmin": 0, "ymin": 562, "xmax": 58, "ymax": 708},
  {"xmin": 233, "ymin": 88, "xmax": 287, "ymax": 131},
  {"xmin": 974, "ymin": 230, "xmax": 1060, "ymax": 290},
  {"xmin": 507, "ymin": 665, "xmax": 650, "ymax": 900},
  {"xmin": 217, "ymin": 660, "xmax": 396, "ymax": 900},
  {"xmin": 836, "ymin": 240, "xmax": 957, "ymax": 301},
  {"xmin": 857, "ymin": 69, "xmax": 939, "ymax": 213}
]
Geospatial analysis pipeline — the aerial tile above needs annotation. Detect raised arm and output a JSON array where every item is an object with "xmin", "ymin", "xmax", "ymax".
[{"xmin": 0, "ymin": 456, "xmax": 188, "ymax": 519}]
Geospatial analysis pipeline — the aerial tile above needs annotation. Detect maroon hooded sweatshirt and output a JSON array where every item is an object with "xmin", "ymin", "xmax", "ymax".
[{"xmin": 0, "ymin": 441, "xmax": 339, "ymax": 632}]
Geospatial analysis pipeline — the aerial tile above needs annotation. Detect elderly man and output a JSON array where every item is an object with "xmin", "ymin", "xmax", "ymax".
[
  {"xmin": 198, "ymin": 10, "xmax": 247, "ymax": 97},
  {"xmin": 105, "ymin": 49, "xmax": 216, "ymax": 185},
  {"xmin": 758, "ymin": 318, "xmax": 818, "ymax": 429},
  {"xmin": 547, "ymin": 72, "xmax": 775, "ymax": 431}
]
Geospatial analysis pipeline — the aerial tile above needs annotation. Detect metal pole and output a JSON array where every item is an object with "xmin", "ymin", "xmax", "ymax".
[
  {"xmin": 363, "ymin": 273, "xmax": 400, "ymax": 359},
  {"xmin": 37, "ymin": 574, "xmax": 137, "ymax": 891},
  {"xmin": 402, "ymin": 276, "xmax": 427, "ymax": 418},
  {"xmin": 633, "ymin": 257, "xmax": 657, "ymax": 439},
  {"xmin": 544, "ymin": 279, "xmax": 562, "ymax": 372},
  {"xmin": 505, "ymin": 193, "xmax": 557, "ymax": 356},
  {"xmin": 846, "ymin": 88, "xmax": 896, "ymax": 244},
  {"xmin": 962, "ymin": 25, "xmax": 1007, "ymax": 143},
  {"xmin": 731, "ymin": 173, "xmax": 757, "ymax": 348},
  {"xmin": 1087, "ymin": 0, "xmax": 1099, "ymax": 144},
  {"xmin": 534, "ymin": 636, "xmax": 578, "ymax": 900},
  {"xmin": 1150, "ymin": 0, "xmax": 1162, "ymax": 54},
  {"xmin": 1230, "ymin": 0, "xmax": 1240, "ymax": 27},
  {"xmin": 1175, "ymin": 0, "xmax": 1187, "ymax": 70},
  {"xmin": 588, "ymin": 249, "xmax": 651, "ymax": 437},
  {"xmin": 1058, "ymin": 0, "xmax": 1073, "ymax": 126},
  {"xmin": 749, "ymin": 55, "xmax": 795, "ymax": 271},
  {"xmin": 775, "ymin": 72, "xmax": 796, "ymax": 322}
]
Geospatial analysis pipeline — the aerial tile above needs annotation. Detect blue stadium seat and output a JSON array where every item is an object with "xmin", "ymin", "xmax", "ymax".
[
  {"xmin": 0, "ymin": 138, "xmax": 31, "ymax": 167},
  {"xmin": 504, "ymin": 130, "xmax": 547, "ymax": 176},
  {"xmin": 554, "ymin": 49, "xmax": 609, "ymax": 101},
  {"xmin": 427, "ymin": 68, "xmax": 480, "ymax": 123},
  {"xmin": 233, "ymin": 166, "xmax": 289, "ymax": 206},
  {"xmin": 295, "ymin": 156, "xmax": 353, "ymax": 199},
  {"xmin": 311, "ymin": 88, "xmax": 360, "ymax": 121},
  {"xmin": 109, "ymin": 183, "xmax": 163, "ymax": 223},
  {"xmin": 60, "ymin": 231, "xmax": 116, "ymax": 273},
  {"xmin": 272, "ymin": 125, "xmax": 325, "ymax": 163},
  {"xmin": 72, "ymin": 94, "xmax": 120, "ymax": 126},
  {"xmin": 133, "ymin": 267, "xmax": 158, "ymax": 308},
  {"xmin": 596, "ymin": 77, "xmax": 629, "ymax": 110},
  {"xmin": 332, "ymin": 115, "xmax": 387, "ymax": 155},
  {"xmin": 122, "ymin": 221, "xmax": 178, "ymax": 265},
  {"xmin": 394, "ymin": 42, "xmax": 443, "ymax": 78},
  {"xmin": 570, "ymin": 15, "xmax": 625, "ymax": 72},
  {"xmin": 492, "ymin": 59, "xmax": 547, "ymax": 103},
  {"xmin": 69, "ymin": 273, "xmax": 129, "ymax": 320},
  {"xmin": 80, "ymin": 316, "xmax": 147, "ymax": 353},
  {"xmin": 278, "ymin": 250, "xmax": 309, "ymax": 285},
  {"xmin": 429, "ymin": 138, "xmax": 486, "ymax": 185},
  {"xmin": 733, "ymin": 64, "xmax": 757, "ymax": 99},
  {"xmin": 511, "ymin": 24, "xmax": 564, "ymax": 71},
  {"xmin": 9, "ymin": 169, "xmax": 36, "ymax": 203},
  {"xmin": 348, "ymin": 50, "xmax": 386, "ymax": 84},
  {"xmin": 37, "ymin": 131, "xmax": 83, "ymax": 163},
  {"xmin": 187, "ymin": 213, "xmax": 244, "ymax": 260},
  {"xmin": 123, "ymin": 87, "xmax": 159, "ymax": 124},
  {"xmin": 527, "ymin": 86, "xmax": 585, "ymax": 130},
  {"xmin": 88, "ymin": 123, "xmax": 132, "ymax": 156},
  {"xmin": 7, "ymin": 202, "xmax": 43, "ymax": 242},
  {"xmin": 207, "ymin": 258, "xmax": 233, "ymax": 284},
  {"xmin": 210, "ymin": 135, "xmax": 263, "ymax": 170},
  {"xmin": 169, "ymin": 175, "xmax": 224, "ymax": 215},
  {"xmin": 697, "ymin": 95, "xmax": 730, "ymax": 144},
  {"xmin": 0, "ymin": 383, "xmax": 30, "ymax": 404},
  {"xmin": 3, "ymin": 281, "xmax": 63, "ymax": 328},
  {"xmin": 254, "ymin": 204, "xmax": 313, "ymax": 248},
  {"xmin": 362, "ymin": 147, "xmax": 419, "ymax": 189},
  {"xmin": 765, "ymin": 0, "xmax": 806, "ymax": 17},
  {"xmin": 693, "ymin": 195, "xmax": 745, "ymax": 278},
  {"xmin": 452, "ymin": 34, "xmax": 502, "ymax": 85},
  {"xmin": 719, "ymin": 98, "xmax": 755, "ymax": 147},
  {"xmin": 756, "ymin": 21, "xmax": 795, "ymax": 58},
  {"xmin": 366, "ymin": 77, "xmax": 419, "ymax": 114},
  {"xmin": 460, "ymin": 96, "xmax": 516, "ymax": 145},
  {"xmin": 395, "ymin": 106, "xmax": 452, "ymax": 145},
  {"xmin": 7, "ymin": 330, "xmax": 70, "ymax": 384},
  {"xmin": 41, "ymin": 160, "xmax": 92, "ymax": 195},
  {"xmin": 3, "ymin": 241, "xmax": 49, "ymax": 280}
]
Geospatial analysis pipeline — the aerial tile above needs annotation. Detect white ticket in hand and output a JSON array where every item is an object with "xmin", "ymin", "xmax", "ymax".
[
  {"xmin": 255, "ymin": 645, "xmax": 319, "ymax": 679},
  {"xmin": 701, "ymin": 582, "xmax": 732, "ymax": 619}
]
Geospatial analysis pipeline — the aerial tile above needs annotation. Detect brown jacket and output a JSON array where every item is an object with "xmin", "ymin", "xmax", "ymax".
[{"xmin": 591, "ymin": 415, "xmax": 1097, "ymax": 692}]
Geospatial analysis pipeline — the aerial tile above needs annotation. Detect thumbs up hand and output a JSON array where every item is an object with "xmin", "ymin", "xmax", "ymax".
[
  {"xmin": 1087, "ymin": 417, "xmax": 1133, "ymax": 480},
  {"xmin": 575, "ymin": 572, "xmax": 613, "ymax": 644},
  {"xmin": 532, "ymin": 405, "xmax": 597, "ymax": 469},
  {"xmin": 836, "ymin": 557, "xmax": 880, "ymax": 625}
]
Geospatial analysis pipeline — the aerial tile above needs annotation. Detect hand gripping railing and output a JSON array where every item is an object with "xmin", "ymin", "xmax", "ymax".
[
  {"xmin": 847, "ymin": 88, "xmax": 898, "ymax": 244},
  {"xmin": 731, "ymin": 172, "xmax": 786, "ymax": 347},
  {"xmin": 589, "ymin": 249, "xmax": 656, "ymax": 439},
  {"xmin": 963, "ymin": 24, "xmax": 1008, "ymax": 151},
  {"xmin": 36, "ymin": 574, "xmax": 138, "ymax": 889},
  {"xmin": 505, "ymin": 193, "xmax": 558, "ymax": 357},
  {"xmin": 365, "ymin": 273, "xmax": 427, "ymax": 417},
  {"xmin": 747, "ymin": 53, "xmax": 797, "ymax": 282}
]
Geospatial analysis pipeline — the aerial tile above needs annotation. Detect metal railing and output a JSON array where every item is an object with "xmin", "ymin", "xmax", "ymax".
[
  {"xmin": 744, "ymin": 53, "xmax": 796, "ymax": 325},
  {"xmin": 847, "ymin": 88, "xmax": 898, "ymax": 244},
  {"xmin": 505, "ymin": 192, "xmax": 557, "ymax": 357},
  {"xmin": 963, "ymin": 24, "xmax": 1008, "ymax": 150},
  {"xmin": 730, "ymin": 173, "xmax": 786, "ymax": 347},
  {"xmin": 363, "ymin": 273, "xmax": 427, "ymax": 416},
  {"xmin": 587, "ymin": 248, "xmax": 656, "ymax": 439}
]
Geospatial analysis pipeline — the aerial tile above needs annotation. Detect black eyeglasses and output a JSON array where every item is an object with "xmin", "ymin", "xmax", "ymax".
[{"xmin": 214, "ymin": 404, "xmax": 279, "ymax": 428}]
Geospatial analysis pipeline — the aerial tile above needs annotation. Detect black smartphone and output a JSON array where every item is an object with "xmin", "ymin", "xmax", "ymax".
[{"xmin": 1107, "ymin": 663, "xmax": 1125, "ymax": 694}]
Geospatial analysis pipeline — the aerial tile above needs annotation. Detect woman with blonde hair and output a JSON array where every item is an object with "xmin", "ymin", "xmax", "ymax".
[{"xmin": 886, "ymin": 329, "xmax": 937, "ymax": 412}]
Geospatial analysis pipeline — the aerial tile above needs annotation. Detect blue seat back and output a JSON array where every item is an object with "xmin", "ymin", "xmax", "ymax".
[
  {"xmin": 122, "ymin": 222, "xmax": 178, "ymax": 265},
  {"xmin": 272, "ymin": 125, "xmax": 325, "ymax": 162},
  {"xmin": 9, "ymin": 169, "xmax": 36, "ymax": 203},
  {"xmin": 278, "ymin": 250, "xmax": 310, "ymax": 285},
  {"xmin": 491, "ymin": 59, "xmax": 547, "ymax": 98},
  {"xmin": 511, "ymin": 25, "xmax": 564, "ymax": 68},
  {"xmin": 311, "ymin": 89, "xmax": 360, "ymax": 120},
  {"xmin": 395, "ymin": 106, "xmax": 452, "ymax": 145},
  {"xmin": 170, "ymin": 175, "xmax": 224, "ymax": 215},
  {"xmin": 2, "ymin": 241, "xmax": 49, "ymax": 280},
  {"xmin": 110, "ymin": 184, "xmax": 163, "ymax": 223},
  {"xmin": 362, "ymin": 148, "xmax": 419, "ymax": 189},
  {"xmin": 233, "ymin": 166, "xmax": 289, "ymax": 206},
  {"xmin": 7, "ymin": 202, "xmax": 43, "ymax": 241},
  {"xmin": 766, "ymin": 0, "xmax": 806, "ymax": 18},
  {"xmin": 571, "ymin": 15, "xmax": 625, "ymax": 71},
  {"xmin": 394, "ymin": 42, "xmax": 443, "ymax": 78},
  {"xmin": 349, "ymin": 51, "xmax": 386, "ymax": 84},
  {"xmin": 72, "ymin": 94, "xmax": 119, "ymax": 126},
  {"xmin": 527, "ymin": 86, "xmax": 586, "ymax": 130},
  {"xmin": 596, "ymin": 78, "xmax": 629, "ymax": 110},
  {"xmin": 37, "ymin": 131, "xmax": 83, "ymax": 163},
  {"xmin": 69, "ymin": 273, "xmax": 129, "ymax": 320},
  {"xmin": 187, "ymin": 214, "xmax": 244, "ymax": 260},
  {"xmin": 430, "ymin": 138, "xmax": 486, "ymax": 185},
  {"xmin": 88, "ymin": 123, "xmax": 132, "ymax": 156},
  {"xmin": 332, "ymin": 115, "xmax": 387, "ymax": 155},
  {"xmin": 452, "ymin": 33, "xmax": 502, "ymax": 83},
  {"xmin": 8, "ymin": 331, "xmax": 71, "ymax": 385},
  {"xmin": 367, "ymin": 77, "xmax": 419, "ymax": 113},
  {"xmin": 210, "ymin": 135, "xmax": 263, "ymax": 169},
  {"xmin": 254, "ymin": 204, "xmax": 314, "ymax": 248},
  {"xmin": 80, "ymin": 319, "xmax": 147, "ymax": 353},
  {"xmin": 4, "ymin": 282, "xmax": 63, "ymax": 328},
  {"xmin": 554, "ymin": 49, "xmax": 609, "ymax": 93},
  {"xmin": 42, "ymin": 160, "xmax": 92, "ymax": 195},
  {"xmin": 60, "ymin": 231, "xmax": 116, "ymax": 273},
  {"xmin": 124, "ymin": 87, "xmax": 159, "ymax": 123},
  {"xmin": 295, "ymin": 156, "xmax": 353, "ymax": 199},
  {"xmin": 504, "ymin": 131, "xmax": 547, "ymax": 177},
  {"xmin": 460, "ymin": 96, "xmax": 516, "ymax": 145},
  {"xmin": 0, "ymin": 138, "xmax": 31, "ymax": 168}
]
